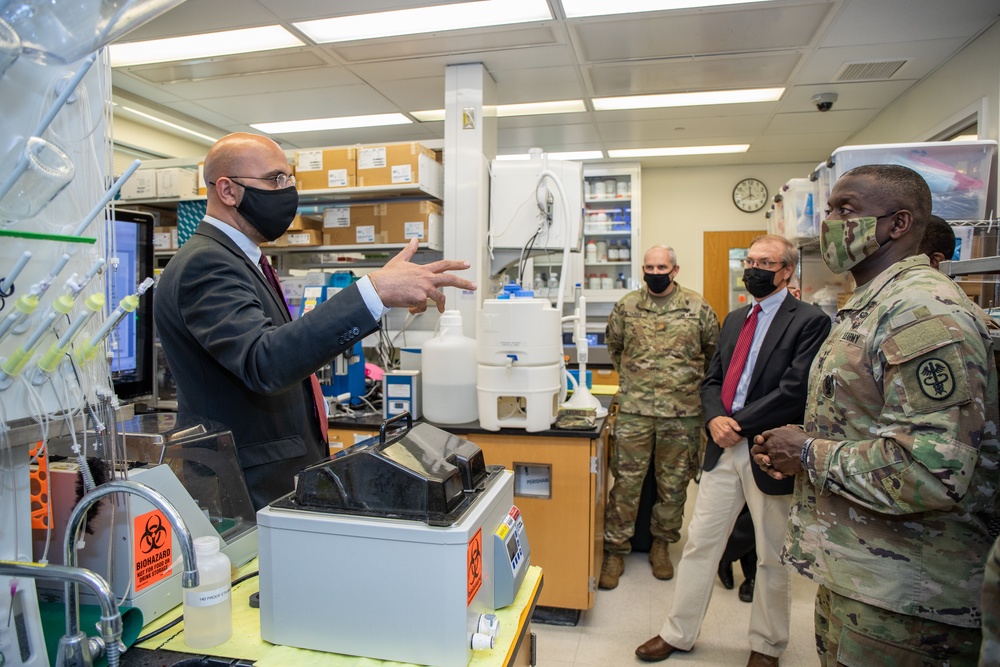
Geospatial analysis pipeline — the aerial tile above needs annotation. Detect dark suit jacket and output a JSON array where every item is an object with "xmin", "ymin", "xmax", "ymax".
[
  {"xmin": 701, "ymin": 292, "xmax": 831, "ymax": 495},
  {"xmin": 153, "ymin": 222, "xmax": 378, "ymax": 509}
]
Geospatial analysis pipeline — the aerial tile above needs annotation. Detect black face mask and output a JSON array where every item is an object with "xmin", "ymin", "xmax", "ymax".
[
  {"xmin": 644, "ymin": 271, "xmax": 673, "ymax": 294},
  {"xmin": 742, "ymin": 267, "xmax": 779, "ymax": 299},
  {"xmin": 235, "ymin": 183, "xmax": 299, "ymax": 242}
]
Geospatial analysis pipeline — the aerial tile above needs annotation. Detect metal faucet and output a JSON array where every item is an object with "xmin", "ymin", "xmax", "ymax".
[
  {"xmin": 61, "ymin": 480, "xmax": 200, "ymax": 667},
  {"xmin": 0, "ymin": 560, "xmax": 121, "ymax": 667}
]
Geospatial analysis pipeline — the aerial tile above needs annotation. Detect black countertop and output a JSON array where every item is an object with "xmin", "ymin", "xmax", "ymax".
[{"xmin": 329, "ymin": 395, "xmax": 614, "ymax": 440}]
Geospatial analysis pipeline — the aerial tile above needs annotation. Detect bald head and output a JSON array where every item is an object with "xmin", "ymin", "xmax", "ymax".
[{"xmin": 204, "ymin": 133, "xmax": 286, "ymax": 189}]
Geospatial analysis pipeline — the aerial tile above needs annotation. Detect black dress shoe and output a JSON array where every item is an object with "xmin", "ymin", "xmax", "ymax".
[
  {"xmin": 717, "ymin": 561, "xmax": 735, "ymax": 590},
  {"xmin": 636, "ymin": 635, "xmax": 681, "ymax": 662},
  {"xmin": 738, "ymin": 577, "xmax": 755, "ymax": 603}
]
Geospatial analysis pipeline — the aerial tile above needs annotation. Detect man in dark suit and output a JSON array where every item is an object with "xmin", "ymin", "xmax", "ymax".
[
  {"xmin": 636, "ymin": 234, "xmax": 831, "ymax": 666},
  {"xmin": 154, "ymin": 133, "xmax": 476, "ymax": 510}
]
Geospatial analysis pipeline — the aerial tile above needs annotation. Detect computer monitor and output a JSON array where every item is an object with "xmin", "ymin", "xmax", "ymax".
[{"xmin": 106, "ymin": 208, "xmax": 154, "ymax": 400}]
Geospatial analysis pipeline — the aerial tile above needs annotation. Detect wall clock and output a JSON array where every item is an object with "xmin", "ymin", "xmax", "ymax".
[{"xmin": 733, "ymin": 178, "xmax": 768, "ymax": 213}]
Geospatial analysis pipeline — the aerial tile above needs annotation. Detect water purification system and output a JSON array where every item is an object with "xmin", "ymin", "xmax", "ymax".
[{"xmin": 477, "ymin": 284, "xmax": 562, "ymax": 432}]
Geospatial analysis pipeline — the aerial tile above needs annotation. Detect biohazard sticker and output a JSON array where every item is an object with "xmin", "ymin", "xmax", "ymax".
[
  {"xmin": 467, "ymin": 528, "xmax": 482, "ymax": 606},
  {"xmin": 917, "ymin": 358, "xmax": 954, "ymax": 400},
  {"xmin": 133, "ymin": 509, "xmax": 173, "ymax": 591}
]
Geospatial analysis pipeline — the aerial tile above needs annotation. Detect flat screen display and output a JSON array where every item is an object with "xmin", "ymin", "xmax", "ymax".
[{"xmin": 106, "ymin": 208, "xmax": 154, "ymax": 400}]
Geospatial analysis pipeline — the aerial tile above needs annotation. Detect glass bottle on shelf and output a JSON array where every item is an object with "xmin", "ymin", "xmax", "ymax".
[
  {"xmin": 585, "ymin": 239, "xmax": 597, "ymax": 263},
  {"xmin": 601, "ymin": 273, "xmax": 612, "ymax": 290},
  {"xmin": 620, "ymin": 240, "xmax": 630, "ymax": 262},
  {"xmin": 548, "ymin": 272, "xmax": 559, "ymax": 296},
  {"xmin": 609, "ymin": 241, "xmax": 620, "ymax": 262}
]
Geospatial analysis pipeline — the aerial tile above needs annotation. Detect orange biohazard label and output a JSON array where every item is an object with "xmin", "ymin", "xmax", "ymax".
[
  {"xmin": 467, "ymin": 528, "xmax": 483, "ymax": 606},
  {"xmin": 133, "ymin": 509, "xmax": 173, "ymax": 591}
]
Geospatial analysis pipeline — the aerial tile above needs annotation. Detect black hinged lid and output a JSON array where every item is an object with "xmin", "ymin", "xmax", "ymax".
[{"xmin": 272, "ymin": 413, "xmax": 500, "ymax": 526}]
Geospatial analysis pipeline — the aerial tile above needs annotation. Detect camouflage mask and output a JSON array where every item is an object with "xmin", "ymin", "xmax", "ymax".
[{"xmin": 820, "ymin": 215, "xmax": 883, "ymax": 274}]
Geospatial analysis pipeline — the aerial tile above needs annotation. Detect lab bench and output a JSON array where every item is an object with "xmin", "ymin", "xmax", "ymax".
[
  {"xmin": 328, "ymin": 403, "xmax": 613, "ymax": 612},
  {"xmin": 125, "ymin": 560, "xmax": 542, "ymax": 667}
]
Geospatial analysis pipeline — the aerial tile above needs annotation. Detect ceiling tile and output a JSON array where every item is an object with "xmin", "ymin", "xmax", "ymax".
[
  {"xmin": 586, "ymin": 53, "xmax": 802, "ymax": 97},
  {"xmin": 189, "ymin": 84, "xmax": 399, "ymax": 124},
  {"xmin": 118, "ymin": 0, "xmax": 278, "ymax": 40},
  {"xmin": 821, "ymin": 0, "xmax": 1000, "ymax": 47},
  {"xmin": 795, "ymin": 38, "xmax": 970, "ymax": 85},
  {"xmin": 329, "ymin": 25, "xmax": 561, "ymax": 64},
  {"xmin": 492, "ymin": 66, "xmax": 586, "ymax": 104},
  {"xmin": 765, "ymin": 109, "xmax": 880, "ymax": 135},
  {"xmin": 371, "ymin": 77, "xmax": 447, "ymax": 111},
  {"xmin": 777, "ymin": 79, "xmax": 914, "ymax": 115},
  {"xmin": 570, "ymin": 2, "xmax": 832, "ymax": 63}
]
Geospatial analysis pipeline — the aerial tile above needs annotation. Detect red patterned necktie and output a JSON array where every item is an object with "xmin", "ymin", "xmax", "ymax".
[
  {"xmin": 259, "ymin": 253, "xmax": 329, "ymax": 446},
  {"xmin": 720, "ymin": 303, "xmax": 762, "ymax": 415}
]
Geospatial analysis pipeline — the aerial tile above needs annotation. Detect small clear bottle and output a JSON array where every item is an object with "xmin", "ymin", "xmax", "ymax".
[
  {"xmin": 183, "ymin": 536, "xmax": 232, "ymax": 648},
  {"xmin": 548, "ymin": 272, "xmax": 560, "ymax": 297},
  {"xmin": 608, "ymin": 241, "xmax": 620, "ymax": 262},
  {"xmin": 620, "ymin": 241, "xmax": 630, "ymax": 262}
]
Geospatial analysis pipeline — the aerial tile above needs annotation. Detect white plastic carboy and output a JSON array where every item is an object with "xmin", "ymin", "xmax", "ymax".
[{"xmin": 422, "ymin": 309, "xmax": 478, "ymax": 424}]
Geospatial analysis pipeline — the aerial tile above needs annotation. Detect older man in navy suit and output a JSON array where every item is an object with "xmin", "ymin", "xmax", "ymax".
[{"xmin": 636, "ymin": 234, "xmax": 831, "ymax": 666}]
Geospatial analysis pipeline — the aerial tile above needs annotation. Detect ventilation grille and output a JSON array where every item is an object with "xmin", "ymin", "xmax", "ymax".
[{"xmin": 834, "ymin": 60, "xmax": 907, "ymax": 82}]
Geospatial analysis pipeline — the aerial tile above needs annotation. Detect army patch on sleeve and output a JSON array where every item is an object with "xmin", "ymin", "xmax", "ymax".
[
  {"xmin": 915, "ymin": 358, "xmax": 955, "ymax": 400},
  {"xmin": 898, "ymin": 344, "xmax": 970, "ymax": 414}
]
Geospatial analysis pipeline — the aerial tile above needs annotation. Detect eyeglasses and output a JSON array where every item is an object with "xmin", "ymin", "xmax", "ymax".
[
  {"xmin": 743, "ymin": 259, "xmax": 785, "ymax": 270},
  {"xmin": 227, "ymin": 173, "xmax": 296, "ymax": 188}
]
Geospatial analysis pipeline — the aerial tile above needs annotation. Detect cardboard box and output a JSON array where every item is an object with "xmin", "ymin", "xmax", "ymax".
[
  {"xmin": 356, "ymin": 142, "xmax": 437, "ymax": 187},
  {"xmin": 197, "ymin": 162, "xmax": 206, "ymax": 196},
  {"xmin": 155, "ymin": 168, "xmax": 198, "ymax": 198},
  {"xmin": 119, "ymin": 170, "xmax": 157, "ymax": 200},
  {"xmin": 321, "ymin": 204, "xmax": 387, "ymax": 245},
  {"xmin": 295, "ymin": 147, "xmax": 357, "ymax": 191},
  {"xmin": 153, "ymin": 226, "xmax": 178, "ymax": 250},
  {"xmin": 288, "ymin": 214, "xmax": 322, "ymax": 232},
  {"xmin": 273, "ymin": 229, "xmax": 322, "ymax": 247},
  {"xmin": 380, "ymin": 200, "xmax": 442, "ymax": 244}
]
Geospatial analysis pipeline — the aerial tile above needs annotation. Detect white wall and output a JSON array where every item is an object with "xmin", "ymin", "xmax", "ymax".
[{"xmin": 640, "ymin": 162, "xmax": 815, "ymax": 295}]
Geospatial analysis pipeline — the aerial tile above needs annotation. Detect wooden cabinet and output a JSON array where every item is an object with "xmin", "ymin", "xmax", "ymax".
[{"xmin": 465, "ymin": 428, "xmax": 608, "ymax": 610}]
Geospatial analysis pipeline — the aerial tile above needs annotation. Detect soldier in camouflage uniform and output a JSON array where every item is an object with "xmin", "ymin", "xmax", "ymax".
[
  {"xmin": 981, "ymin": 537, "xmax": 1000, "ymax": 665},
  {"xmin": 751, "ymin": 164, "xmax": 1000, "ymax": 666},
  {"xmin": 600, "ymin": 245, "xmax": 719, "ymax": 590}
]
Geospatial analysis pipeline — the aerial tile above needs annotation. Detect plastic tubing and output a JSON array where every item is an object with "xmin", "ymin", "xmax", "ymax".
[{"xmin": 0, "ymin": 251, "xmax": 32, "ymax": 295}]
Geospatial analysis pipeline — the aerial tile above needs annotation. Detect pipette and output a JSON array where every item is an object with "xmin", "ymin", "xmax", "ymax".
[{"xmin": 75, "ymin": 277, "xmax": 154, "ymax": 364}]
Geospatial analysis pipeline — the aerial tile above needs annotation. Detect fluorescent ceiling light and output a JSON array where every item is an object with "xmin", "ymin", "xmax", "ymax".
[
  {"xmin": 411, "ymin": 109, "xmax": 446, "ymax": 122},
  {"xmin": 594, "ymin": 87, "xmax": 784, "ymax": 110},
  {"xmin": 562, "ymin": 0, "xmax": 780, "ymax": 18},
  {"xmin": 115, "ymin": 106, "xmax": 218, "ymax": 144},
  {"xmin": 294, "ymin": 0, "xmax": 551, "ymax": 43},
  {"xmin": 498, "ymin": 151, "xmax": 604, "ymax": 160},
  {"xmin": 411, "ymin": 100, "xmax": 584, "ymax": 123},
  {"xmin": 110, "ymin": 26, "xmax": 304, "ymax": 67},
  {"xmin": 609, "ymin": 144, "xmax": 749, "ymax": 157},
  {"xmin": 251, "ymin": 113, "xmax": 412, "ymax": 135},
  {"xmin": 497, "ymin": 100, "xmax": 586, "ymax": 117}
]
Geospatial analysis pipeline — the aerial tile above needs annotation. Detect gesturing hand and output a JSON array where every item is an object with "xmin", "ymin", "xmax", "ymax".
[{"xmin": 369, "ymin": 238, "xmax": 478, "ymax": 313}]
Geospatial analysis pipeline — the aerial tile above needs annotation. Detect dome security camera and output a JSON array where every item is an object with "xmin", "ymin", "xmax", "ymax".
[{"xmin": 812, "ymin": 92, "xmax": 838, "ymax": 112}]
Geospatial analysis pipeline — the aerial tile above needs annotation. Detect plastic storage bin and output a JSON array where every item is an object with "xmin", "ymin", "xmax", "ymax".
[
  {"xmin": 781, "ymin": 177, "xmax": 816, "ymax": 240},
  {"xmin": 829, "ymin": 141, "xmax": 997, "ymax": 221}
]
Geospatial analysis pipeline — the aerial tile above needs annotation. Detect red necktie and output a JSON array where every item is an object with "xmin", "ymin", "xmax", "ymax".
[
  {"xmin": 720, "ymin": 303, "xmax": 762, "ymax": 415},
  {"xmin": 259, "ymin": 253, "xmax": 329, "ymax": 446}
]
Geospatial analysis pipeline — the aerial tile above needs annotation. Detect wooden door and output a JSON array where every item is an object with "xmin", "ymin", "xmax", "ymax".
[{"xmin": 703, "ymin": 230, "xmax": 766, "ymax": 320}]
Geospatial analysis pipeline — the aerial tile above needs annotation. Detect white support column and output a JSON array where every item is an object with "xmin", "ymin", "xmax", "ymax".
[{"xmin": 443, "ymin": 63, "xmax": 496, "ymax": 338}]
